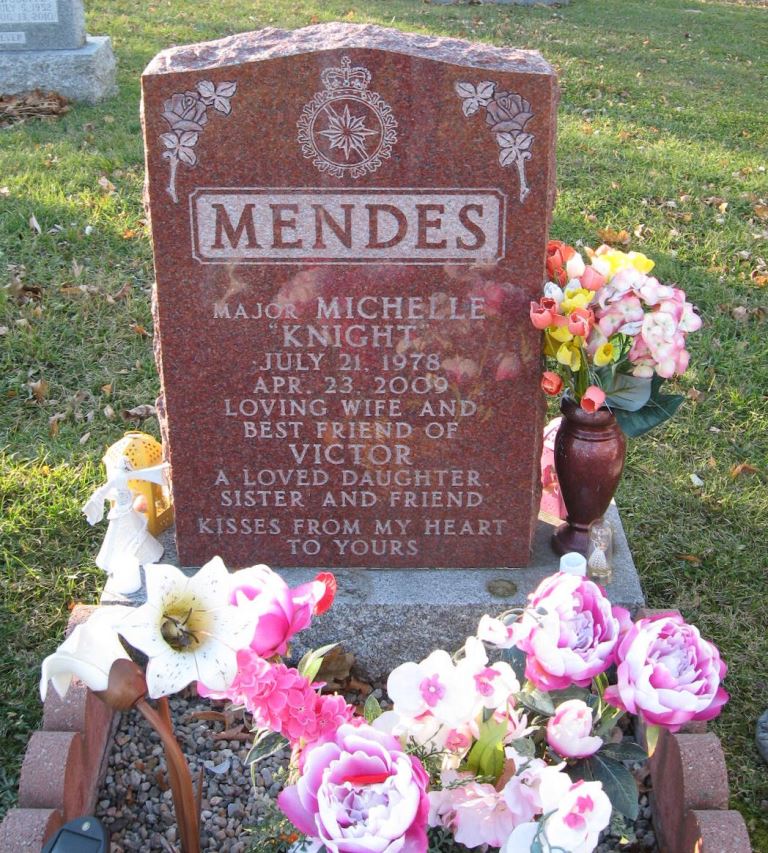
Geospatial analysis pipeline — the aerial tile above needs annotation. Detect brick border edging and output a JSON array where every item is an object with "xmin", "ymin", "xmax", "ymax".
[
  {"xmin": 0, "ymin": 605, "xmax": 754, "ymax": 852},
  {"xmin": 0, "ymin": 606, "xmax": 118, "ymax": 852},
  {"xmin": 637, "ymin": 608, "xmax": 752, "ymax": 853}
]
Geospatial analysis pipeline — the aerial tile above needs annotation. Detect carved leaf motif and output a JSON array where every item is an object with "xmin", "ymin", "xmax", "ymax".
[
  {"xmin": 475, "ymin": 81, "xmax": 496, "ymax": 101},
  {"xmin": 196, "ymin": 80, "xmax": 216, "ymax": 102},
  {"xmin": 216, "ymin": 81, "xmax": 237, "ymax": 98},
  {"xmin": 177, "ymin": 147, "xmax": 197, "ymax": 166},
  {"xmin": 454, "ymin": 81, "xmax": 478, "ymax": 99},
  {"xmin": 160, "ymin": 132, "xmax": 178, "ymax": 149}
]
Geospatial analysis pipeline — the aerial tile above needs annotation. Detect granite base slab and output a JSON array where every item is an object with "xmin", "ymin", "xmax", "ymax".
[
  {"xmin": 0, "ymin": 35, "xmax": 116, "ymax": 102},
  {"xmin": 104, "ymin": 504, "xmax": 644, "ymax": 681}
]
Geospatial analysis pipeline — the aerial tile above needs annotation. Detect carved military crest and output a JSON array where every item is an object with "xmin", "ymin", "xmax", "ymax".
[{"xmin": 297, "ymin": 56, "xmax": 398, "ymax": 179}]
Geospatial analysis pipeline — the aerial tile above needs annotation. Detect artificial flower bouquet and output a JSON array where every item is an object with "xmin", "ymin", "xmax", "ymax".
[
  {"xmin": 532, "ymin": 241, "xmax": 702, "ymax": 436},
  {"xmin": 40, "ymin": 561, "xmax": 728, "ymax": 853}
]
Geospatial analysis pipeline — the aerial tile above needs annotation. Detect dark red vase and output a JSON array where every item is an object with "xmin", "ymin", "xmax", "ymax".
[{"xmin": 552, "ymin": 396, "xmax": 627, "ymax": 557}]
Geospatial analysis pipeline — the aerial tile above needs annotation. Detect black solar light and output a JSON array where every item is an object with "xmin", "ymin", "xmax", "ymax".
[{"xmin": 42, "ymin": 816, "xmax": 109, "ymax": 853}]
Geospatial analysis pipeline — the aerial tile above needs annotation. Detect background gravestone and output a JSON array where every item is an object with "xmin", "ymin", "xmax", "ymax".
[
  {"xmin": 0, "ymin": 0, "xmax": 85, "ymax": 50},
  {"xmin": 142, "ymin": 23, "xmax": 559, "ymax": 572},
  {"xmin": 0, "ymin": 0, "xmax": 116, "ymax": 103}
]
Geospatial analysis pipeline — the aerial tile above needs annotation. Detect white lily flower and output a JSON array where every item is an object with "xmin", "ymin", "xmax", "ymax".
[
  {"xmin": 41, "ymin": 605, "xmax": 134, "ymax": 701},
  {"xmin": 118, "ymin": 557, "xmax": 253, "ymax": 698}
]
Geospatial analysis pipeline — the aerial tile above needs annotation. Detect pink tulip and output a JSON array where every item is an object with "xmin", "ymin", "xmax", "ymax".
[
  {"xmin": 567, "ymin": 307, "xmax": 594, "ymax": 338},
  {"xmin": 604, "ymin": 613, "xmax": 728, "ymax": 732},
  {"xmin": 580, "ymin": 265, "xmax": 606, "ymax": 292},
  {"xmin": 530, "ymin": 300, "xmax": 555, "ymax": 330},
  {"xmin": 580, "ymin": 386, "xmax": 606, "ymax": 413},
  {"xmin": 547, "ymin": 700, "xmax": 603, "ymax": 758}
]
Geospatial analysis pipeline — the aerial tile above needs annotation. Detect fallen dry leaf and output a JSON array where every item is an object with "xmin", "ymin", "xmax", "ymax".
[
  {"xmin": 687, "ymin": 387, "xmax": 705, "ymax": 402},
  {"xmin": 71, "ymin": 259, "xmax": 84, "ymax": 279},
  {"xmin": 15, "ymin": 318, "xmax": 30, "ymax": 329},
  {"xmin": 731, "ymin": 305, "xmax": 749, "ymax": 321},
  {"xmin": 121, "ymin": 404, "xmax": 156, "ymax": 423},
  {"xmin": 316, "ymin": 645, "xmax": 355, "ymax": 690},
  {"xmin": 98, "ymin": 176, "xmax": 116, "ymax": 193},
  {"xmin": 676, "ymin": 554, "xmax": 702, "ymax": 566},
  {"xmin": 597, "ymin": 227, "xmax": 631, "ymax": 246},
  {"xmin": 29, "ymin": 378, "xmax": 49, "ymax": 402},
  {"xmin": 0, "ymin": 90, "xmax": 69, "ymax": 128},
  {"xmin": 130, "ymin": 323, "xmax": 149, "ymax": 337},
  {"xmin": 753, "ymin": 204, "xmax": 768, "ymax": 220},
  {"xmin": 49, "ymin": 412, "xmax": 67, "ymax": 436},
  {"xmin": 122, "ymin": 228, "xmax": 138, "ymax": 240},
  {"xmin": 101, "ymin": 383, "xmax": 113, "ymax": 396},
  {"xmin": 28, "ymin": 214, "xmax": 41, "ymax": 235},
  {"xmin": 0, "ymin": 326, "xmax": 8, "ymax": 336},
  {"xmin": 79, "ymin": 431, "xmax": 91, "ymax": 445},
  {"xmin": 103, "ymin": 404, "xmax": 116, "ymax": 420},
  {"xmin": 730, "ymin": 462, "xmax": 758, "ymax": 479},
  {"xmin": 112, "ymin": 281, "xmax": 132, "ymax": 300}
]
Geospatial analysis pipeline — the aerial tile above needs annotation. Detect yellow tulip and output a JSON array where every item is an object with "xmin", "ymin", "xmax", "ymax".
[
  {"xmin": 549, "ymin": 325, "xmax": 574, "ymax": 343},
  {"xmin": 594, "ymin": 342, "xmax": 615, "ymax": 367},
  {"xmin": 556, "ymin": 341, "xmax": 582, "ymax": 372},
  {"xmin": 561, "ymin": 288, "xmax": 594, "ymax": 313},
  {"xmin": 628, "ymin": 251, "xmax": 655, "ymax": 274}
]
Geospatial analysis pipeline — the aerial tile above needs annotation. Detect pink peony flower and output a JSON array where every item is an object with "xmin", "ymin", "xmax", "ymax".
[
  {"xmin": 580, "ymin": 385, "xmax": 606, "ymax": 413},
  {"xmin": 547, "ymin": 699, "xmax": 603, "ymax": 758},
  {"xmin": 501, "ymin": 748, "xmax": 568, "ymax": 827},
  {"xmin": 502, "ymin": 779, "xmax": 611, "ymax": 853},
  {"xmin": 229, "ymin": 565, "xmax": 332, "ymax": 658},
  {"xmin": 278, "ymin": 723, "xmax": 430, "ymax": 853},
  {"xmin": 604, "ymin": 612, "xmax": 728, "ymax": 732},
  {"xmin": 512, "ymin": 573, "xmax": 630, "ymax": 691},
  {"xmin": 430, "ymin": 771, "xmax": 517, "ymax": 848}
]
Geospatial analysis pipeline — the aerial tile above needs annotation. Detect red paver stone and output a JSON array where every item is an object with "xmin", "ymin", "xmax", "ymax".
[
  {"xmin": 0, "ymin": 808, "xmax": 63, "ymax": 852},
  {"xmin": 681, "ymin": 809, "xmax": 752, "ymax": 853},
  {"xmin": 142, "ymin": 23, "xmax": 558, "ymax": 569},
  {"xmin": 18, "ymin": 730, "xmax": 86, "ymax": 817}
]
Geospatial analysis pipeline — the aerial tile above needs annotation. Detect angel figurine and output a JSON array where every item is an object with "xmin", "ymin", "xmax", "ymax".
[{"xmin": 82, "ymin": 455, "xmax": 168, "ymax": 595}]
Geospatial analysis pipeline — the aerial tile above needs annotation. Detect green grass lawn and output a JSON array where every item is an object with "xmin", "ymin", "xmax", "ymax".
[{"xmin": 1, "ymin": 0, "xmax": 767, "ymax": 844}]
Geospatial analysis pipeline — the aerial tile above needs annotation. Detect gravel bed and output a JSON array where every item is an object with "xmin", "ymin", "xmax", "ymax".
[{"xmin": 97, "ymin": 693, "xmax": 657, "ymax": 852}]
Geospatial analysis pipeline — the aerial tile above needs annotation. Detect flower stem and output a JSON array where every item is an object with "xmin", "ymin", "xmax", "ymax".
[
  {"xmin": 136, "ymin": 698, "xmax": 200, "ymax": 853},
  {"xmin": 166, "ymin": 155, "xmax": 179, "ymax": 203}
]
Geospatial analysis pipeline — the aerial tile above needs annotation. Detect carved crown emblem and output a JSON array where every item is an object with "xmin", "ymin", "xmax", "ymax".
[
  {"xmin": 298, "ymin": 55, "xmax": 398, "ymax": 180},
  {"xmin": 320, "ymin": 56, "xmax": 372, "ymax": 93}
]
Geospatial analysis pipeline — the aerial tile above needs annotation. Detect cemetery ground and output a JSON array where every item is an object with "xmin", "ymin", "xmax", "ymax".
[{"xmin": 0, "ymin": 0, "xmax": 765, "ymax": 846}]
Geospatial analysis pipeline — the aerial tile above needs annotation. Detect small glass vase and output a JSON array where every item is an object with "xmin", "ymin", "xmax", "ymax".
[{"xmin": 587, "ymin": 516, "xmax": 614, "ymax": 583}]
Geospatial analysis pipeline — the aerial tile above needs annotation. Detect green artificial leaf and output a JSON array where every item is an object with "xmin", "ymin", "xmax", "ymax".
[
  {"xmin": 604, "ymin": 373, "xmax": 652, "ymax": 412},
  {"xmin": 245, "ymin": 730, "xmax": 288, "ymax": 767},
  {"xmin": 644, "ymin": 724, "xmax": 661, "ymax": 759},
  {"xmin": 298, "ymin": 642, "xmax": 339, "ymax": 684},
  {"xmin": 599, "ymin": 740, "xmax": 648, "ymax": 762},
  {"xmin": 510, "ymin": 736, "xmax": 536, "ymax": 758},
  {"xmin": 614, "ymin": 376, "xmax": 684, "ymax": 437},
  {"xmin": 588, "ymin": 754, "xmax": 640, "ymax": 820},
  {"xmin": 500, "ymin": 645, "xmax": 527, "ymax": 682},
  {"xmin": 519, "ymin": 687, "xmax": 555, "ymax": 717},
  {"xmin": 466, "ymin": 717, "xmax": 507, "ymax": 781},
  {"xmin": 363, "ymin": 693, "xmax": 383, "ymax": 724},
  {"xmin": 552, "ymin": 685, "xmax": 594, "ymax": 705}
]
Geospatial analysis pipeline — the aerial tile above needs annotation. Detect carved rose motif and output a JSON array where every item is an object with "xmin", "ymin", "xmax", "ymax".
[
  {"xmin": 485, "ymin": 91, "xmax": 533, "ymax": 133},
  {"xmin": 162, "ymin": 92, "xmax": 209, "ymax": 133},
  {"xmin": 456, "ymin": 83, "xmax": 535, "ymax": 203},
  {"xmin": 158, "ymin": 80, "xmax": 237, "ymax": 203}
]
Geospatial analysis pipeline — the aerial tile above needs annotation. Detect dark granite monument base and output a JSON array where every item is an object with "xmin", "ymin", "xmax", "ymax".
[{"xmin": 103, "ymin": 503, "xmax": 644, "ymax": 681}]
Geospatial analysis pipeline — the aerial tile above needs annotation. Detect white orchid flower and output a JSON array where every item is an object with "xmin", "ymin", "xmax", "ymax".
[
  {"xmin": 118, "ymin": 557, "xmax": 253, "ymax": 698},
  {"xmin": 40, "ymin": 605, "xmax": 134, "ymax": 701}
]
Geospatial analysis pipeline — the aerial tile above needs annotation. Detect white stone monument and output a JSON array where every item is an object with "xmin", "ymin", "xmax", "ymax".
[{"xmin": 0, "ymin": 0, "xmax": 116, "ymax": 103}]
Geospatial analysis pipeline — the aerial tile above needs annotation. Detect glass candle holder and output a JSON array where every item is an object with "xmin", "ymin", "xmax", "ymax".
[{"xmin": 587, "ymin": 517, "xmax": 613, "ymax": 582}]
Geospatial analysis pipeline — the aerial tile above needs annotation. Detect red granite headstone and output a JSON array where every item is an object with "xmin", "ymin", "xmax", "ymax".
[{"xmin": 142, "ymin": 23, "xmax": 558, "ymax": 569}]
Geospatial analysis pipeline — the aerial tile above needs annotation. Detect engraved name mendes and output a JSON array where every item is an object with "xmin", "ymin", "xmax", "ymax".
[{"xmin": 191, "ymin": 188, "xmax": 506, "ymax": 264}]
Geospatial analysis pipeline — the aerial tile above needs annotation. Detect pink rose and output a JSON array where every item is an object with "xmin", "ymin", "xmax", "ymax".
[
  {"xmin": 580, "ymin": 385, "xmax": 606, "ymax": 413},
  {"xmin": 230, "ymin": 565, "xmax": 330, "ymax": 658},
  {"xmin": 278, "ymin": 723, "xmax": 430, "ymax": 853},
  {"xmin": 605, "ymin": 613, "xmax": 728, "ymax": 732},
  {"xmin": 547, "ymin": 699, "xmax": 603, "ymax": 758},
  {"xmin": 512, "ymin": 573, "xmax": 629, "ymax": 691}
]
